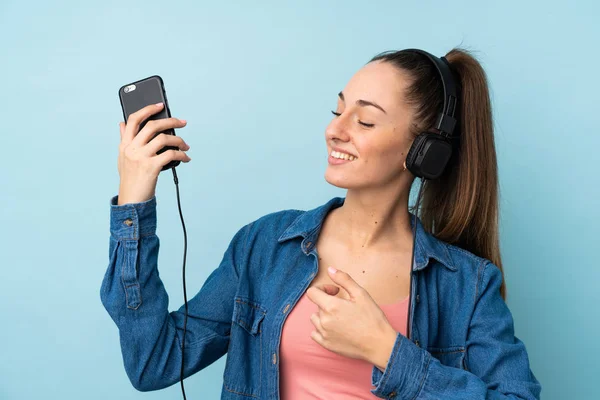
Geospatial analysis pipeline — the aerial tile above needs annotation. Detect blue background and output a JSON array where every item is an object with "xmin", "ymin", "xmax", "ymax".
[{"xmin": 1, "ymin": 1, "xmax": 597, "ymax": 399}]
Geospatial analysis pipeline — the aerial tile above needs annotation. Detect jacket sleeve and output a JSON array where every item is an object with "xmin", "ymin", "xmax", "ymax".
[
  {"xmin": 99, "ymin": 194, "xmax": 252, "ymax": 392},
  {"xmin": 370, "ymin": 261, "xmax": 542, "ymax": 399}
]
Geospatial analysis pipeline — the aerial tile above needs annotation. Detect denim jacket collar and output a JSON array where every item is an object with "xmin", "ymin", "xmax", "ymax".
[{"xmin": 277, "ymin": 196, "xmax": 457, "ymax": 272}]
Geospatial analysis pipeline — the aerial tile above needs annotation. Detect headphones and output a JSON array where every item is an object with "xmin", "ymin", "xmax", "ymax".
[
  {"xmin": 401, "ymin": 49, "xmax": 461, "ymax": 339},
  {"xmin": 403, "ymin": 49, "xmax": 460, "ymax": 180}
]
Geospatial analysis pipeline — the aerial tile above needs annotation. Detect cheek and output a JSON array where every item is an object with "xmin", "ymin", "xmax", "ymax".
[
  {"xmin": 383, "ymin": 144, "xmax": 404, "ymax": 160},
  {"xmin": 365, "ymin": 143, "xmax": 403, "ymax": 166},
  {"xmin": 358, "ymin": 145, "xmax": 406, "ymax": 180}
]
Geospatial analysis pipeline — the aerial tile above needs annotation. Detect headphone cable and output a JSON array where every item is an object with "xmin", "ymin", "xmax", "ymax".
[
  {"xmin": 172, "ymin": 166, "xmax": 424, "ymax": 395},
  {"xmin": 172, "ymin": 167, "xmax": 189, "ymax": 400},
  {"xmin": 406, "ymin": 178, "xmax": 426, "ymax": 340}
]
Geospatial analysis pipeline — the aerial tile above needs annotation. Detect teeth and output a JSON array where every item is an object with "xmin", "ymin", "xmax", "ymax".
[{"xmin": 331, "ymin": 150, "xmax": 356, "ymax": 161}]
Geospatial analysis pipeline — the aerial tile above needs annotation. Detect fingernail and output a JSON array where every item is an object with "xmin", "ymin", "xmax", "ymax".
[
  {"xmin": 155, "ymin": 102, "xmax": 163, "ymax": 107},
  {"xmin": 328, "ymin": 266, "xmax": 337, "ymax": 274},
  {"xmin": 180, "ymin": 119, "xmax": 187, "ymax": 124}
]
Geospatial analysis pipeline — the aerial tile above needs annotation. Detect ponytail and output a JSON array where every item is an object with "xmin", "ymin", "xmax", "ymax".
[{"xmin": 369, "ymin": 47, "xmax": 506, "ymax": 300}]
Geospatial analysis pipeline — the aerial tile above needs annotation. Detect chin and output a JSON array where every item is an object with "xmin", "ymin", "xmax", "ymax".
[{"xmin": 324, "ymin": 169, "xmax": 357, "ymax": 189}]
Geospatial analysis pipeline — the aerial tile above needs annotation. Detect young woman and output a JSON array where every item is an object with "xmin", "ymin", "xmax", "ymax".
[{"xmin": 101, "ymin": 48, "xmax": 541, "ymax": 399}]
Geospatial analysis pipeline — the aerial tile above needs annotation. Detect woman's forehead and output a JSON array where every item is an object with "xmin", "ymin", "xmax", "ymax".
[{"xmin": 342, "ymin": 61, "xmax": 411, "ymax": 111}]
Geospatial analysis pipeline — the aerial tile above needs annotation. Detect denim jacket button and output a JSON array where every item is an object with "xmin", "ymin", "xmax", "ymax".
[
  {"xmin": 415, "ymin": 340, "xmax": 420, "ymax": 347},
  {"xmin": 123, "ymin": 218, "xmax": 133, "ymax": 226},
  {"xmin": 416, "ymin": 294, "xmax": 420, "ymax": 303},
  {"xmin": 272, "ymin": 353, "xmax": 277, "ymax": 364},
  {"xmin": 283, "ymin": 304, "xmax": 290, "ymax": 314}
]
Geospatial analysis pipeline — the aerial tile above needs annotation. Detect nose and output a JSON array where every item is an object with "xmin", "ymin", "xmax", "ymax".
[{"xmin": 325, "ymin": 114, "xmax": 351, "ymax": 143}]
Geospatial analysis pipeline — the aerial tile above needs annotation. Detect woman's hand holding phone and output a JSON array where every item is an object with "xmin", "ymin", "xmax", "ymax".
[{"xmin": 117, "ymin": 102, "xmax": 191, "ymax": 205}]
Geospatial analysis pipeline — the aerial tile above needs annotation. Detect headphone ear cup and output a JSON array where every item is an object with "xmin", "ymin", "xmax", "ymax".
[
  {"xmin": 405, "ymin": 133, "xmax": 452, "ymax": 180},
  {"xmin": 405, "ymin": 133, "xmax": 429, "ymax": 177}
]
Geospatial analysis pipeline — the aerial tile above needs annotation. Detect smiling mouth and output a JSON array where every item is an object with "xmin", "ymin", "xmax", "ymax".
[{"xmin": 329, "ymin": 150, "xmax": 357, "ymax": 161}]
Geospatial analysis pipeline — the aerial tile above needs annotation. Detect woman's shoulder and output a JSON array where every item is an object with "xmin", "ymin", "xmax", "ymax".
[
  {"xmin": 428, "ymin": 239, "xmax": 504, "ymax": 304},
  {"xmin": 251, "ymin": 206, "xmax": 305, "ymax": 229},
  {"xmin": 433, "ymin": 236, "xmax": 498, "ymax": 278},
  {"xmin": 446, "ymin": 242, "xmax": 490, "ymax": 266},
  {"xmin": 238, "ymin": 206, "xmax": 306, "ymax": 243},
  {"xmin": 244, "ymin": 198, "xmax": 341, "ymax": 241}
]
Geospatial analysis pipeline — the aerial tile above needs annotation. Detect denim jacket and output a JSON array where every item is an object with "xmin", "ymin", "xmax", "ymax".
[{"xmin": 100, "ymin": 195, "xmax": 541, "ymax": 399}]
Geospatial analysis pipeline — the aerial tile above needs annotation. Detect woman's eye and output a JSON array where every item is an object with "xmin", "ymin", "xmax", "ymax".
[{"xmin": 330, "ymin": 110, "xmax": 375, "ymax": 128}]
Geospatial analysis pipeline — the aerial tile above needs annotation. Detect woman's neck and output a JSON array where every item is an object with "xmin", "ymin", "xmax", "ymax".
[{"xmin": 331, "ymin": 186, "xmax": 414, "ymax": 252}]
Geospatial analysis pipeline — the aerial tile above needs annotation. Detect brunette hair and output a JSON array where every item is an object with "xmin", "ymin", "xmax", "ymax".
[{"xmin": 369, "ymin": 48, "xmax": 506, "ymax": 300}]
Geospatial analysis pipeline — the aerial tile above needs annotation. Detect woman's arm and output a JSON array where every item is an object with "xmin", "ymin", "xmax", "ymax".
[
  {"xmin": 369, "ymin": 261, "xmax": 541, "ymax": 399},
  {"xmin": 100, "ymin": 195, "xmax": 251, "ymax": 391}
]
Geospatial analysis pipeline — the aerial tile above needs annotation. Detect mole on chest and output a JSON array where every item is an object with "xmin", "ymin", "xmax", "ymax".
[{"xmin": 309, "ymin": 254, "xmax": 411, "ymax": 304}]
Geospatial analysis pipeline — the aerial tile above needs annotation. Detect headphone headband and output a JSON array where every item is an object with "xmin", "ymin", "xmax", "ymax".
[{"xmin": 402, "ymin": 48, "xmax": 459, "ymax": 138}]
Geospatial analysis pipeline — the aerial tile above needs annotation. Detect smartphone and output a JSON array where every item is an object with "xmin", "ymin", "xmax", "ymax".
[{"xmin": 118, "ymin": 75, "xmax": 181, "ymax": 171}]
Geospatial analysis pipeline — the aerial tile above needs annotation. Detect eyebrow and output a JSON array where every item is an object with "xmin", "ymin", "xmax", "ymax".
[{"xmin": 338, "ymin": 91, "xmax": 387, "ymax": 114}]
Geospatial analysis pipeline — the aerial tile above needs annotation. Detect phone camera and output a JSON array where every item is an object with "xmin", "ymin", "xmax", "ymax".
[{"xmin": 124, "ymin": 84, "xmax": 136, "ymax": 94}]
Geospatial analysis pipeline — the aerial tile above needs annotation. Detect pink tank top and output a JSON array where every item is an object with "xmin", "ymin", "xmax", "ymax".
[{"xmin": 279, "ymin": 290, "xmax": 410, "ymax": 399}]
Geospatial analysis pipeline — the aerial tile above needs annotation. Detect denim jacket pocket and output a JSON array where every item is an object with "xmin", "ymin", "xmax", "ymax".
[
  {"xmin": 223, "ymin": 296, "xmax": 267, "ymax": 398},
  {"xmin": 428, "ymin": 346, "xmax": 467, "ymax": 370}
]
